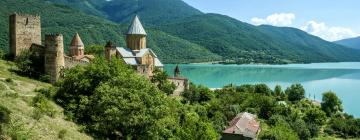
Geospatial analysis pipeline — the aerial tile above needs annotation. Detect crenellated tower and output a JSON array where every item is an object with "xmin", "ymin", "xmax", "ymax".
[
  {"xmin": 126, "ymin": 15, "xmax": 147, "ymax": 50},
  {"xmin": 9, "ymin": 13, "xmax": 41, "ymax": 57},
  {"xmin": 70, "ymin": 32, "xmax": 84, "ymax": 58},
  {"xmin": 44, "ymin": 34, "xmax": 65, "ymax": 84}
]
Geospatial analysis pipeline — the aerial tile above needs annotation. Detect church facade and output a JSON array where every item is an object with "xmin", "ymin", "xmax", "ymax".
[{"xmin": 105, "ymin": 15, "xmax": 163, "ymax": 77}]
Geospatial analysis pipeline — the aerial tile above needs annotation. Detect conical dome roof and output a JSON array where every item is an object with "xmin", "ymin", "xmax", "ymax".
[
  {"xmin": 70, "ymin": 33, "xmax": 84, "ymax": 47},
  {"xmin": 127, "ymin": 15, "xmax": 147, "ymax": 35}
]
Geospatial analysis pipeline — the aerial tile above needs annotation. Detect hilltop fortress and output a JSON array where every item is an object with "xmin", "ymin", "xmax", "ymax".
[{"xmin": 9, "ymin": 13, "xmax": 188, "ymax": 94}]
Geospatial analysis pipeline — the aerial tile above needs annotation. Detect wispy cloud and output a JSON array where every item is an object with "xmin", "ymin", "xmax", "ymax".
[
  {"xmin": 251, "ymin": 13, "xmax": 358, "ymax": 41},
  {"xmin": 301, "ymin": 21, "xmax": 359, "ymax": 41},
  {"xmin": 251, "ymin": 13, "xmax": 296, "ymax": 26}
]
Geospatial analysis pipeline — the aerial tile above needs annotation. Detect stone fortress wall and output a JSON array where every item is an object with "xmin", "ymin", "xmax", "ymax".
[
  {"xmin": 64, "ymin": 56, "xmax": 89, "ymax": 68},
  {"xmin": 9, "ymin": 13, "xmax": 188, "ymax": 95},
  {"xmin": 44, "ymin": 34, "xmax": 65, "ymax": 84},
  {"xmin": 9, "ymin": 13, "xmax": 90, "ymax": 84},
  {"xmin": 9, "ymin": 13, "xmax": 41, "ymax": 57}
]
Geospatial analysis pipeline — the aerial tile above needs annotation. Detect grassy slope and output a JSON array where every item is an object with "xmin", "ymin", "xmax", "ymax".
[{"xmin": 0, "ymin": 60, "xmax": 92, "ymax": 140}]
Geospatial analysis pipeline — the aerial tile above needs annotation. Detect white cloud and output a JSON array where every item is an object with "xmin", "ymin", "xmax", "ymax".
[
  {"xmin": 301, "ymin": 21, "xmax": 359, "ymax": 41},
  {"xmin": 251, "ymin": 13, "xmax": 296, "ymax": 26}
]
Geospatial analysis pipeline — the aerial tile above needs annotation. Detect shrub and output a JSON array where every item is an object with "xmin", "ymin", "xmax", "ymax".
[
  {"xmin": 290, "ymin": 119, "xmax": 311, "ymax": 140},
  {"xmin": 5, "ymin": 78, "xmax": 13, "ymax": 83},
  {"xmin": 58, "ymin": 129, "xmax": 67, "ymax": 139},
  {"xmin": 304, "ymin": 108, "xmax": 327, "ymax": 125},
  {"xmin": 32, "ymin": 94, "xmax": 57, "ymax": 118},
  {"xmin": 286, "ymin": 84, "xmax": 305, "ymax": 101},
  {"xmin": 14, "ymin": 50, "xmax": 44, "ymax": 79},
  {"xmin": 321, "ymin": 91, "xmax": 343, "ymax": 116},
  {"xmin": 0, "ymin": 105, "xmax": 10, "ymax": 124},
  {"xmin": 254, "ymin": 84, "xmax": 272, "ymax": 95},
  {"xmin": 0, "ymin": 49, "xmax": 4, "ymax": 60},
  {"xmin": 259, "ymin": 124, "xmax": 299, "ymax": 140},
  {"xmin": 236, "ymin": 84, "xmax": 255, "ymax": 93}
]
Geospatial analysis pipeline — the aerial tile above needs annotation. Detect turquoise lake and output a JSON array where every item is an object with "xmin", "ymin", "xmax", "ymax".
[{"xmin": 164, "ymin": 62, "xmax": 360, "ymax": 117}]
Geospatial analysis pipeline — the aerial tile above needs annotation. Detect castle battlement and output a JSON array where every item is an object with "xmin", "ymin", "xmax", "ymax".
[
  {"xmin": 45, "ymin": 34, "xmax": 63, "ymax": 38},
  {"xmin": 11, "ymin": 13, "xmax": 40, "ymax": 18},
  {"xmin": 64, "ymin": 56, "xmax": 89, "ymax": 65}
]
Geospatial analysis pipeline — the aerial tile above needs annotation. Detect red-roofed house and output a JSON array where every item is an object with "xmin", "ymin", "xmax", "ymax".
[{"xmin": 222, "ymin": 112, "xmax": 261, "ymax": 140}]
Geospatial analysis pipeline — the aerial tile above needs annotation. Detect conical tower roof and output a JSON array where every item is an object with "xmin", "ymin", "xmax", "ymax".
[
  {"xmin": 127, "ymin": 15, "xmax": 147, "ymax": 35},
  {"xmin": 70, "ymin": 33, "xmax": 84, "ymax": 47}
]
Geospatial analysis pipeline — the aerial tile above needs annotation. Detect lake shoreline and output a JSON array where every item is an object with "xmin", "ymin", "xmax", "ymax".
[{"xmin": 165, "ymin": 62, "xmax": 360, "ymax": 117}]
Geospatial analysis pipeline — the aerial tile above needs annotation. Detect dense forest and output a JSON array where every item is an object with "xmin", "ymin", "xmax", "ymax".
[{"xmin": 46, "ymin": 58, "xmax": 360, "ymax": 139}]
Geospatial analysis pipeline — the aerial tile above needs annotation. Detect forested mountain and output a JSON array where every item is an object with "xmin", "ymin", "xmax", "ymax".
[
  {"xmin": 159, "ymin": 14, "xmax": 360, "ymax": 63},
  {"xmin": 0, "ymin": 0, "xmax": 219, "ymax": 63},
  {"xmin": 1, "ymin": 0, "xmax": 360, "ymax": 64},
  {"xmin": 334, "ymin": 37, "xmax": 360, "ymax": 50},
  {"xmin": 45, "ymin": 0, "xmax": 203, "ymax": 25}
]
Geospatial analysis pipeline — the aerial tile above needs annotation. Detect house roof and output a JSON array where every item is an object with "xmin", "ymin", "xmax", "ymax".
[
  {"xmin": 70, "ymin": 33, "xmax": 84, "ymax": 47},
  {"xmin": 223, "ymin": 112, "xmax": 260, "ymax": 139},
  {"xmin": 127, "ymin": 15, "xmax": 147, "ymax": 35}
]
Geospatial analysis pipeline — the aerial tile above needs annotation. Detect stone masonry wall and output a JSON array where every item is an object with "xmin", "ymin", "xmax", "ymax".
[
  {"xmin": 64, "ymin": 56, "xmax": 89, "ymax": 68},
  {"xmin": 44, "ymin": 34, "xmax": 65, "ymax": 84},
  {"xmin": 167, "ymin": 77, "xmax": 189, "ymax": 96},
  {"xmin": 9, "ymin": 13, "xmax": 41, "ymax": 57}
]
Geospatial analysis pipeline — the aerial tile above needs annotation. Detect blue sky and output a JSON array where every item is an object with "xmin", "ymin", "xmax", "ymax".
[{"xmin": 182, "ymin": 0, "xmax": 360, "ymax": 41}]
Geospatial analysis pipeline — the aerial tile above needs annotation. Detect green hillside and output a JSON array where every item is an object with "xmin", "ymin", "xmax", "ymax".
[
  {"xmin": 0, "ymin": 0, "xmax": 219, "ymax": 63},
  {"xmin": 334, "ymin": 37, "xmax": 360, "ymax": 50},
  {"xmin": 258, "ymin": 25, "xmax": 360, "ymax": 62},
  {"xmin": 0, "ymin": 60, "xmax": 92, "ymax": 139},
  {"xmin": 45, "ymin": 0, "xmax": 203, "ymax": 25},
  {"xmin": 1, "ymin": 0, "xmax": 360, "ymax": 64},
  {"xmin": 158, "ymin": 14, "xmax": 360, "ymax": 63}
]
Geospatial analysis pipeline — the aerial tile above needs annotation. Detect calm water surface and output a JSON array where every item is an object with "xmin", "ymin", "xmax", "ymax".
[{"xmin": 165, "ymin": 62, "xmax": 360, "ymax": 117}]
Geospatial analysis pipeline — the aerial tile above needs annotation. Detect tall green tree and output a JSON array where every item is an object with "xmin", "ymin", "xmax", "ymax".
[
  {"xmin": 151, "ymin": 68, "xmax": 176, "ymax": 95},
  {"xmin": 303, "ymin": 108, "xmax": 327, "ymax": 125},
  {"xmin": 321, "ymin": 91, "xmax": 343, "ymax": 116},
  {"xmin": 14, "ymin": 50, "xmax": 45, "ymax": 79},
  {"xmin": 286, "ymin": 84, "xmax": 305, "ymax": 102},
  {"xmin": 54, "ymin": 58, "xmax": 218, "ymax": 139}
]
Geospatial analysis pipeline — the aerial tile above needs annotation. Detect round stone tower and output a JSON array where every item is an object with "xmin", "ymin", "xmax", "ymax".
[{"xmin": 45, "ymin": 34, "xmax": 65, "ymax": 84}]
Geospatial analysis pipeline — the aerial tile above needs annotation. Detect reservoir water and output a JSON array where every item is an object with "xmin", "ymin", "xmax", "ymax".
[{"xmin": 165, "ymin": 62, "xmax": 360, "ymax": 117}]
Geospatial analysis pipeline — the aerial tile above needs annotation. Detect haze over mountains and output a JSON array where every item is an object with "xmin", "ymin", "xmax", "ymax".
[
  {"xmin": 335, "ymin": 37, "xmax": 360, "ymax": 50},
  {"xmin": 1, "ymin": 0, "xmax": 360, "ymax": 63}
]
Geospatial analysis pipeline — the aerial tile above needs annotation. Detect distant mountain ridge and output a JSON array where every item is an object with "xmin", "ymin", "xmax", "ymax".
[
  {"xmin": 334, "ymin": 37, "xmax": 360, "ymax": 50},
  {"xmin": 1, "ymin": 0, "xmax": 360, "ymax": 64}
]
